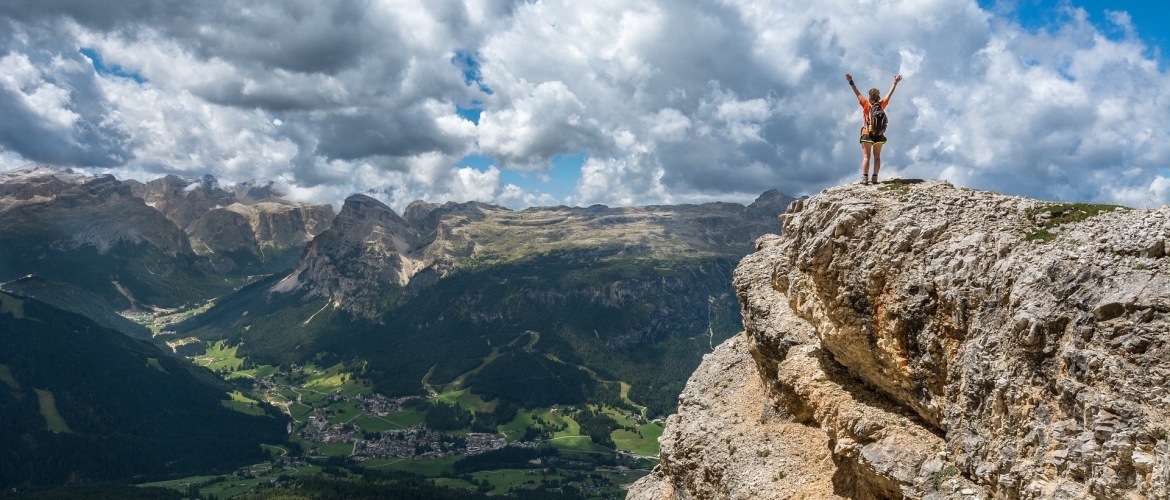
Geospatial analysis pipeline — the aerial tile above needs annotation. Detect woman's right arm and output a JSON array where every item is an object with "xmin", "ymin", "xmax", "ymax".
[{"xmin": 846, "ymin": 73, "xmax": 862, "ymax": 98}]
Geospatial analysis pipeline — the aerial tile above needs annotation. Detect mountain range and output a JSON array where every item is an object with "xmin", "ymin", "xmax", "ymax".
[{"xmin": 0, "ymin": 164, "xmax": 793, "ymax": 495}]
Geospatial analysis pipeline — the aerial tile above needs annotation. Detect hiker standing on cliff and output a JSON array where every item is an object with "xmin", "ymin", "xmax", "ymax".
[{"xmin": 847, "ymin": 73, "xmax": 901, "ymax": 184}]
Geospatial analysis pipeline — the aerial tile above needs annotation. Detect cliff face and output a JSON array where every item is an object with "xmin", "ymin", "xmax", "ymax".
[
  {"xmin": 274, "ymin": 194, "xmax": 426, "ymax": 318},
  {"xmin": 129, "ymin": 174, "xmax": 335, "ymax": 272},
  {"xmin": 631, "ymin": 180, "xmax": 1170, "ymax": 500}
]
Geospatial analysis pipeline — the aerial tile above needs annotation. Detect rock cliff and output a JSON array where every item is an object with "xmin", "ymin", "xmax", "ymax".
[
  {"xmin": 631, "ymin": 180, "xmax": 1170, "ymax": 499},
  {"xmin": 128, "ymin": 174, "xmax": 334, "ymax": 272}
]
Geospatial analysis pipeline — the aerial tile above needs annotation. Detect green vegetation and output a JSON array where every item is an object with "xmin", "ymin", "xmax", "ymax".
[
  {"xmin": 146, "ymin": 358, "xmax": 168, "ymax": 374},
  {"xmin": 1025, "ymin": 202, "xmax": 1127, "ymax": 242},
  {"xmin": 878, "ymin": 183, "xmax": 911, "ymax": 194},
  {"xmin": 611, "ymin": 422, "xmax": 664, "ymax": 457},
  {"xmin": 176, "ymin": 251, "xmax": 741, "ymax": 418},
  {"xmin": 196, "ymin": 340, "xmax": 246, "ymax": 372},
  {"xmin": 316, "ymin": 441, "xmax": 355, "ymax": 457},
  {"xmin": 571, "ymin": 407, "xmax": 618, "ymax": 448},
  {"xmin": 934, "ymin": 463, "xmax": 959, "ymax": 490},
  {"xmin": 222, "ymin": 391, "xmax": 267, "ymax": 416},
  {"xmin": 33, "ymin": 389, "xmax": 72, "ymax": 434},
  {"xmin": 10, "ymin": 485, "xmax": 182, "ymax": 500},
  {"xmin": 0, "ymin": 363, "xmax": 19, "ymax": 390},
  {"xmin": 1, "ymin": 276, "xmax": 153, "ymax": 338},
  {"xmin": 0, "ymin": 292, "xmax": 288, "ymax": 491},
  {"xmin": 0, "ymin": 293, "xmax": 24, "ymax": 318}
]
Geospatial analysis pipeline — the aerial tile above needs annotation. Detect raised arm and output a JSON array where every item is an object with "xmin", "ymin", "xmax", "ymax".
[
  {"xmin": 884, "ymin": 74, "xmax": 902, "ymax": 103},
  {"xmin": 846, "ymin": 73, "xmax": 862, "ymax": 98}
]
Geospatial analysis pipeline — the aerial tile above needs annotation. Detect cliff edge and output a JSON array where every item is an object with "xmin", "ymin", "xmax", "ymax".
[{"xmin": 630, "ymin": 180, "xmax": 1169, "ymax": 499}]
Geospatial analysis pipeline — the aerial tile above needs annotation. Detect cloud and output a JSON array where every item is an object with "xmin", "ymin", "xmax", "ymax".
[{"xmin": 0, "ymin": 0, "xmax": 1167, "ymax": 210}]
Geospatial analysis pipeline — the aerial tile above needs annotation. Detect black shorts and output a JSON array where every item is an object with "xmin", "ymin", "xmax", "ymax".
[{"xmin": 860, "ymin": 133, "xmax": 887, "ymax": 144}]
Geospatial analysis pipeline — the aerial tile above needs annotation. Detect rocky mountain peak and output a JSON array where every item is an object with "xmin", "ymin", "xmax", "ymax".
[
  {"xmin": 274, "ymin": 194, "xmax": 424, "ymax": 318},
  {"xmin": 632, "ymin": 180, "xmax": 1170, "ymax": 499}
]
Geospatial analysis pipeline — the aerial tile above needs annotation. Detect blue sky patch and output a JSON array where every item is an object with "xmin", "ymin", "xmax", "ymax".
[
  {"xmin": 457, "ymin": 153, "xmax": 586, "ymax": 201},
  {"xmin": 980, "ymin": 1, "xmax": 1170, "ymax": 63},
  {"xmin": 79, "ymin": 48, "xmax": 146, "ymax": 83},
  {"xmin": 457, "ymin": 102, "xmax": 483, "ymax": 125},
  {"xmin": 500, "ymin": 153, "xmax": 586, "ymax": 200},
  {"xmin": 457, "ymin": 154, "xmax": 497, "ymax": 172},
  {"xmin": 452, "ymin": 50, "xmax": 492, "ymax": 95}
]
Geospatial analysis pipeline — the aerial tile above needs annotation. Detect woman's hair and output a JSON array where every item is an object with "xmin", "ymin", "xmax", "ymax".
[{"xmin": 868, "ymin": 88, "xmax": 881, "ymax": 103}]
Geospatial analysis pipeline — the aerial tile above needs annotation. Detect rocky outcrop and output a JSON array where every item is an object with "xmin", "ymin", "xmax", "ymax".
[
  {"xmin": 129, "ymin": 174, "xmax": 334, "ymax": 272},
  {"xmin": 632, "ymin": 180, "xmax": 1170, "ymax": 499},
  {"xmin": 273, "ymin": 194, "xmax": 426, "ymax": 318}
]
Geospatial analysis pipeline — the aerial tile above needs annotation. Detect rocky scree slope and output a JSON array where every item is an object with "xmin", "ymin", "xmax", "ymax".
[{"xmin": 631, "ymin": 180, "xmax": 1169, "ymax": 499}]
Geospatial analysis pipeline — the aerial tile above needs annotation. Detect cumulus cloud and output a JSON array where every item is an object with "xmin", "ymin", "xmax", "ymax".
[{"xmin": 0, "ymin": 0, "xmax": 1167, "ymax": 210}]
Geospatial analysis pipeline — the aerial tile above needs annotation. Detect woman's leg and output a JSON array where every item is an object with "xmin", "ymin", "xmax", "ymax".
[
  {"xmin": 872, "ymin": 143, "xmax": 884, "ymax": 178},
  {"xmin": 860, "ymin": 142, "xmax": 872, "ymax": 179}
]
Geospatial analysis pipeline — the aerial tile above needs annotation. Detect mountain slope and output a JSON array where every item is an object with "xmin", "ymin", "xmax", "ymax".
[
  {"xmin": 0, "ymin": 275, "xmax": 152, "ymax": 339},
  {"xmin": 0, "ymin": 291, "xmax": 288, "ymax": 492},
  {"xmin": 0, "ymin": 166, "xmax": 236, "ymax": 309}
]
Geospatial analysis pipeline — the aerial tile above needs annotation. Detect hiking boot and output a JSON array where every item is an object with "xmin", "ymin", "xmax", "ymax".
[
  {"xmin": 870, "ymin": 174, "xmax": 878, "ymax": 184},
  {"xmin": 860, "ymin": 174, "xmax": 869, "ymax": 185}
]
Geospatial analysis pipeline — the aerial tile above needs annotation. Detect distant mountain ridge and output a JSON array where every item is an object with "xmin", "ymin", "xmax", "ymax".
[
  {"xmin": 275, "ymin": 190, "xmax": 792, "ymax": 319},
  {"xmin": 127, "ymin": 173, "xmax": 334, "ymax": 273},
  {"xmin": 0, "ymin": 165, "xmax": 335, "ymax": 311}
]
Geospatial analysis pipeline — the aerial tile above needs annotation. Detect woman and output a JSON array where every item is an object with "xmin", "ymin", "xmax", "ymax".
[{"xmin": 846, "ymin": 73, "xmax": 901, "ymax": 184}]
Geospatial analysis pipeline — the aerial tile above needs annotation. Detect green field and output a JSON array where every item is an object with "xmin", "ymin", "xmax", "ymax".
[
  {"xmin": 326, "ymin": 400, "xmax": 363, "ymax": 424},
  {"xmin": 0, "ymin": 364, "xmax": 19, "ymax": 390},
  {"xmin": 146, "ymin": 357, "xmax": 169, "ymax": 374},
  {"xmin": 434, "ymin": 388, "xmax": 495, "ymax": 413},
  {"xmin": 222, "ymin": 391, "xmax": 266, "ymax": 416},
  {"xmin": 498, "ymin": 410, "xmax": 536, "ymax": 441},
  {"xmin": 368, "ymin": 456, "xmax": 461, "ymax": 476},
  {"xmin": 547, "ymin": 435, "xmax": 610, "ymax": 453},
  {"xmin": 612, "ymin": 422, "xmax": 663, "ymax": 456},
  {"xmin": 195, "ymin": 340, "xmax": 245, "ymax": 371},
  {"xmin": 229, "ymin": 364, "xmax": 279, "ymax": 379},
  {"xmin": 315, "ymin": 441, "xmax": 354, "ymax": 457},
  {"xmin": 302, "ymin": 363, "xmax": 371, "ymax": 398},
  {"xmin": 471, "ymin": 469, "xmax": 541, "ymax": 492},
  {"xmin": 34, "ymin": 389, "xmax": 72, "ymax": 433},
  {"xmin": 432, "ymin": 477, "xmax": 477, "ymax": 489}
]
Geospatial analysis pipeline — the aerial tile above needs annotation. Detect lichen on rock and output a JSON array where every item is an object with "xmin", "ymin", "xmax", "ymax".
[{"xmin": 631, "ymin": 180, "xmax": 1170, "ymax": 499}]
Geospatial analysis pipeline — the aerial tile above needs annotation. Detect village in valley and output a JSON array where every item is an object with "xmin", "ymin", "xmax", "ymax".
[{"xmin": 141, "ymin": 338, "xmax": 661, "ymax": 499}]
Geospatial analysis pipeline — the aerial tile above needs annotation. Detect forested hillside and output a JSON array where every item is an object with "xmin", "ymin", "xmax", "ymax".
[{"xmin": 0, "ymin": 292, "xmax": 288, "ymax": 492}]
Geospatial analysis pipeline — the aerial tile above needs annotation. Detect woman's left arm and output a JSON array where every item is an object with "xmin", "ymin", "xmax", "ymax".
[{"xmin": 884, "ymin": 75, "xmax": 902, "ymax": 104}]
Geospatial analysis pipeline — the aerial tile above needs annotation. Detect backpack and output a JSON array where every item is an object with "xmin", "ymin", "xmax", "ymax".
[{"xmin": 868, "ymin": 101, "xmax": 888, "ymax": 135}]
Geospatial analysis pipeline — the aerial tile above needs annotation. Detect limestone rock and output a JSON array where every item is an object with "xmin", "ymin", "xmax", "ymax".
[{"xmin": 634, "ymin": 180, "xmax": 1170, "ymax": 499}]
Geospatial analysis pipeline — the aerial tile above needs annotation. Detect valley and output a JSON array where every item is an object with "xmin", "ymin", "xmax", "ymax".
[{"xmin": 144, "ymin": 337, "xmax": 660, "ymax": 499}]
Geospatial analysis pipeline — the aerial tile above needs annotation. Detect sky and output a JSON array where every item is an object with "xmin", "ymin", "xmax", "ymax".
[{"xmin": 1, "ymin": 0, "xmax": 1169, "ymax": 210}]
